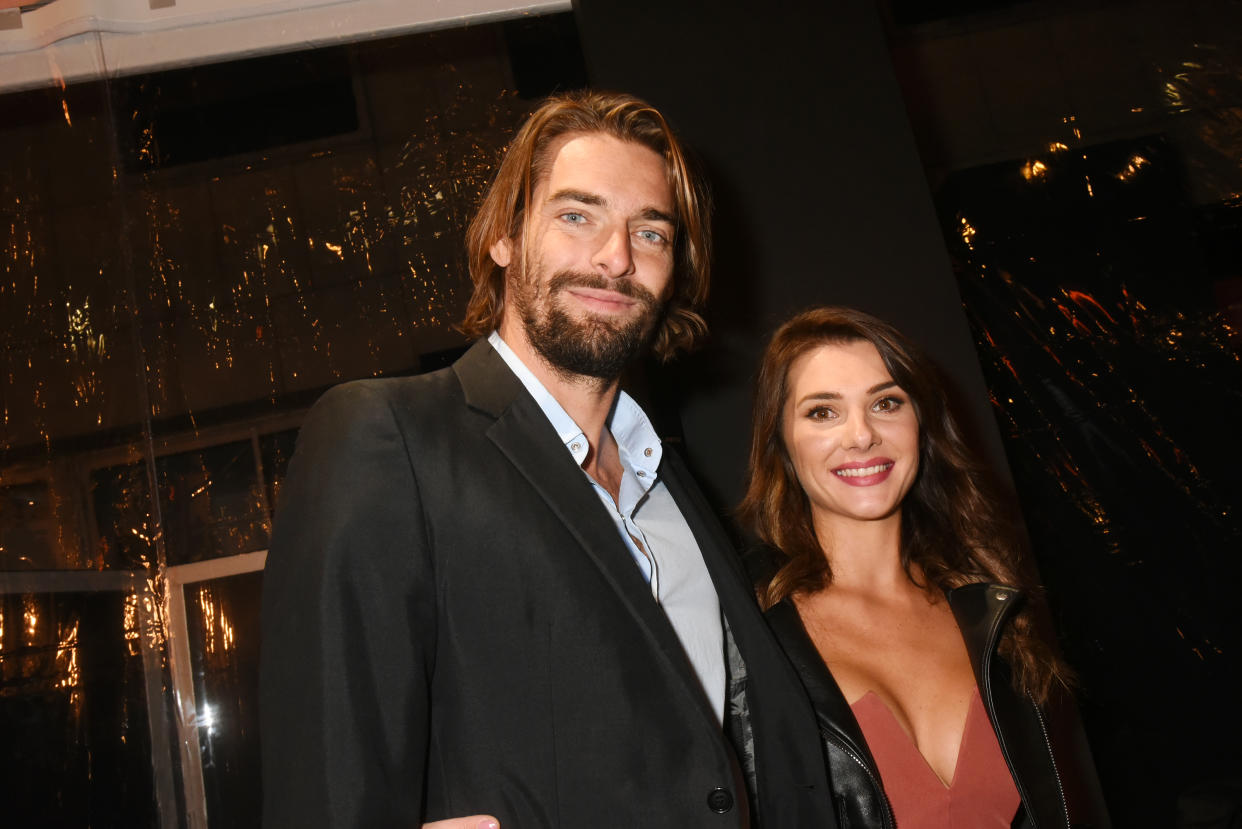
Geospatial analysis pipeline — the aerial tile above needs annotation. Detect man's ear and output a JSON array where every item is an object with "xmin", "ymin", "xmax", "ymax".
[{"xmin": 489, "ymin": 237, "xmax": 513, "ymax": 268}]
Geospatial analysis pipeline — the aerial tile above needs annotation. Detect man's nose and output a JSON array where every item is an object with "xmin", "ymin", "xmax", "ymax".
[{"xmin": 592, "ymin": 226, "xmax": 635, "ymax": 278}]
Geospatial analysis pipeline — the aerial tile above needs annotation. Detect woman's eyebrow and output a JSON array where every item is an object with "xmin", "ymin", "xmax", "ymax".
[{"xmin": 795, "ymin": 381, "xmax": 898, "ymax": 406}]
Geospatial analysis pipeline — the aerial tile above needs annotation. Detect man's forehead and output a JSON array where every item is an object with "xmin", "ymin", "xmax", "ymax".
[{"xmin": 535, "ymin": 132, "xmax": 674, "ymax": 211}]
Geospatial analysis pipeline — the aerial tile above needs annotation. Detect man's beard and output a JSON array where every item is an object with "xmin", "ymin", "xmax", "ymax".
[{"xmin": 513, "ymin": 267, "xmax": 665, "ymax": 381}]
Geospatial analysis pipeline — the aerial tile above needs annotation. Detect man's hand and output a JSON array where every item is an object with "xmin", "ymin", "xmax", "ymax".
[{"xmin": 422, "ymin": 818, "xmax": 499, "ymax": 829}]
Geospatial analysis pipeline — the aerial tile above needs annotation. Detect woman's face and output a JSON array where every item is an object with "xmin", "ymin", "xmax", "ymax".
[{"xmin": 781, "ymin": 339, "xmax": 920, "ymax": 532}]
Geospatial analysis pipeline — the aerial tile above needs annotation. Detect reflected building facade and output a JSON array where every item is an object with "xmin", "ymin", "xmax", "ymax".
[{"xmin": 0, "ymin": 12, "xmax": 585, "ymax": 827}]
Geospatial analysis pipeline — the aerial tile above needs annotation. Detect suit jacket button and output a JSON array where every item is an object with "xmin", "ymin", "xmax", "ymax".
[{"xmin": 706, "ymin": 787, "xmax": 733, "ymax": 813}]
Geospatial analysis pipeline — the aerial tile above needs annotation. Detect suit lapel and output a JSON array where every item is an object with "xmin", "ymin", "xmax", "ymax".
[
  {"xmin": 659, "ymin": 450, "xmax": 752, "ymax": 610},
  {"xmin": 453, "ymin": 341, "xmax": 718, "ymax": 716}
]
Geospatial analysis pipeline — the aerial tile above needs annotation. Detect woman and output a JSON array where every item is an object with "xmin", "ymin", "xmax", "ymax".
[{"xmin": 740, "ymin": 306, "xmax": 1107, "ymax": 828}]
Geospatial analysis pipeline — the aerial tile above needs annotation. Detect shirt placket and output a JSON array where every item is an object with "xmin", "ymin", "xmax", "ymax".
[{"xmin": 621, "ymin": 512, "xmax": 659, "ymax": 601}]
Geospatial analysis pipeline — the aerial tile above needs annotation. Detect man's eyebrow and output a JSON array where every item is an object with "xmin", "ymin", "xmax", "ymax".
[
  {"xmin": 640, "ymin": 207, "xmax": 677, "ymax": 225},
  {"xmin": 548, "ymin": 189, "xmax": 605, "ymax": 207}
]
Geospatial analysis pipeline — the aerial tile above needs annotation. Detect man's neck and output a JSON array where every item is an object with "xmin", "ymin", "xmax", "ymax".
[{"xmin": 496, "ymin": 320, "xmax": 622, "ymax": 463}]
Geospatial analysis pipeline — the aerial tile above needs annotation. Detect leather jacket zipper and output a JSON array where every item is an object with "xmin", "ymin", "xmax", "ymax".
[
  {"xmin": 821, "ymin": 728, "xmax": 895, "ymax": 829},
  {"xmin": 1030, "ymin": 694, "xmax": 1071, "ymax": 828},
  {"xmin": 980, "ymin": 588, "xmax": 1071, "ymax": 829}
]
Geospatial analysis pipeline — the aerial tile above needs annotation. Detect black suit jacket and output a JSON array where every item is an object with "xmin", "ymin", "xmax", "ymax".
[{"xmin": 260, "ymin": 340, "xmax": 835, "ymax": 827}]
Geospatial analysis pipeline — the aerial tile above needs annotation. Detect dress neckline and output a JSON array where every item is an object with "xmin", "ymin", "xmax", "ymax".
[{"xmin": 850, "ymin": 687, "xmax": 982, "ymax": 789}]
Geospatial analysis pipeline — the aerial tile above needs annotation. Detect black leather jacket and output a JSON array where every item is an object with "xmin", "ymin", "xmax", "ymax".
[{"xmin": 767, "ymin": 583, "xmax": 1108, "ymax": 829}]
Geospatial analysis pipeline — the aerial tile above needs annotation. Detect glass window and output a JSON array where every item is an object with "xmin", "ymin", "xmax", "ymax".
[
  {"xmin": 182, "ymin": 570, "xmax": 264, "ymax": 829},
  {"xmin": 259, "ymin": 428, "xmax": 298, "ymax": 519},
  {"xmin": 2, "ymin": 11, "xmax": 588, "ymax": 825},
  {"xmin": 0, "ymin": 588, "xmax": 157, "ymax": 826},
  {"xmin": 157, "ymin": 441, "xmax": 268, "ymax": 566},
  {"xmin": 0, "ymin": 480, "xmax": 56, "ymax": 569},
  {"xmin": 90, "ymin": 461, "xmax": 156, "ymax": 571}
]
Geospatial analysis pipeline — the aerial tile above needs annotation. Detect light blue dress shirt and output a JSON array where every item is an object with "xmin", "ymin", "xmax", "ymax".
[{"xmin": 488, "ymin": 331, "xmax": 726, "ymax": 722}]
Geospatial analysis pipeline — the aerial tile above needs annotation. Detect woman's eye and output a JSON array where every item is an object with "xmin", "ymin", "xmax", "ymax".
[
  {"xmin": 873, "ymin": 396, "xmax": 904, "ymax": 413},
  {"xmin": 807, "ymin": 406, "xmax": 835, "ymax": 421}
]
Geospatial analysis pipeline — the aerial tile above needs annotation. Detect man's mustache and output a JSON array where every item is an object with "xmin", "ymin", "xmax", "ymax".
[{"xmin": 547, "ymin": 272, "xmax": 660, "ymax": 308}]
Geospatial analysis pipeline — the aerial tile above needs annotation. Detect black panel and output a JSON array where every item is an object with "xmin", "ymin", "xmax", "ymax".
[
  {"xmin": 119, "ymin": 49, "xmax": 359, "ymax": 171},
  {"xmin": 503, "ymin": 12, "xmax": 589, "ymax": 99},
  {"xmin": 888, "ymin": 0, "xmax": 1022, "ymax": 27}
]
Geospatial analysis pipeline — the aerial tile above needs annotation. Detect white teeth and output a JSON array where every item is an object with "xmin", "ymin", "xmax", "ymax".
[{"xmin": 834, "ymin": 463, "xmax": 892, "ymax": 478}]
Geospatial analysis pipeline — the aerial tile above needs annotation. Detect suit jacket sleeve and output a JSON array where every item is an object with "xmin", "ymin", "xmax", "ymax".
[{"xmin": 260, "ymin": 380, "xmax": 435, "ymax": 827}]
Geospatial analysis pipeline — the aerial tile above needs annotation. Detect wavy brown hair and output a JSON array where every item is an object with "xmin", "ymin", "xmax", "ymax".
[
  {"xmin": 462, "ymin": 89, "xmax": 712, "ymax": 361},
  {"xmin": 738, "ymin": 306, "xmax": 1069, "ymax": 703}
]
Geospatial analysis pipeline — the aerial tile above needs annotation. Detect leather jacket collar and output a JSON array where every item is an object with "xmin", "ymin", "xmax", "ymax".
[{"xmin": 948, "ymin": 583, "xmax": 1071, "ymax": 829}]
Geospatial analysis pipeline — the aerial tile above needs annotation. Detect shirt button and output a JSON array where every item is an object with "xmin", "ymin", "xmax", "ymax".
[
  {"xmin": 643, "ymin": 447, "xmax": 653, "ymax": 457},
  {"xmin": 706, "ymin": 787, "xmax": 733, "ymax": 813},
  {"xmin": 570, "ymin": 442, "xmax": 581, "ymax": 452},
  {"xmin": 636, "ymin": 470, "xmax": 647, "ymax": 478}
]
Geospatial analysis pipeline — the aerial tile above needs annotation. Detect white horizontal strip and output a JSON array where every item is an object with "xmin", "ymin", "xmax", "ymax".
[{"xmin": 0, "ymin": 0, "xmax": 570, "ymax": 91}]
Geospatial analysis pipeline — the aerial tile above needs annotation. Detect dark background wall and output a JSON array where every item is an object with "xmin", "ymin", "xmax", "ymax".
[{"xmin": 574, "ymin": 0, "xmax": 1010, "ymax": 509}]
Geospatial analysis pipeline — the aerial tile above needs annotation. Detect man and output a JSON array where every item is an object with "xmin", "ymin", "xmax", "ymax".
[{"xmin": 260, "ymin": 91, "xmax": 834, "ymax": 828}]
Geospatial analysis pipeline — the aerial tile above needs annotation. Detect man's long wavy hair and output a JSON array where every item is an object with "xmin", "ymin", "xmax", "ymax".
[
  {"xmin": 462, "ymin": 90, "xmax": 712, "ymax": 360},
  {"xmin": 738, "ymin": 306, "xmax": 1069, "ymax": 704}
]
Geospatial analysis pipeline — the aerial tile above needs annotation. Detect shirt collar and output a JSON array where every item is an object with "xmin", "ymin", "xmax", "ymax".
[{"xmin": 488, "ymin": 330, "xmax": 663, "ymax": 475}]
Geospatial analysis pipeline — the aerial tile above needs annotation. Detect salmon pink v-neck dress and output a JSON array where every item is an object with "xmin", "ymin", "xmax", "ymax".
[{"xmin": 850, "ymin": 688, "xmax": 1021, "ymax": 828}]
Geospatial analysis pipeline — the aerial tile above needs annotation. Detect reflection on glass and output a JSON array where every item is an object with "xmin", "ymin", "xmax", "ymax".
[
  {"xmin": 3, "ymin": 11, "xmax": 587, "ymax": 826},
  {"xmin": 90, "ymin": 460, "xmax": 155, "ymax": 570},
  {"xmin": 0, "ymin": 480, "xmax": 55, "ymax": 568},
  {"xmin": 157, "ymin": 441, "xmax": 268, "ymax": 566},
  {"xmin": 183, "ymin": 570, "xmax": 263, "ymax": 829},
  {"xmin": 0, "ymin": 590, "xmax": 156, "ymax": 825},
  {"xmin": 0, "ymin": 470, "xmax": 93, "ymax": 570},
  {"xmin": 943, "ymin": 132, "xmax": 1242, "ymax": 828},
  {"xmin": 259, "ymin": 428, "xmax": 298, "ymax": 518}
]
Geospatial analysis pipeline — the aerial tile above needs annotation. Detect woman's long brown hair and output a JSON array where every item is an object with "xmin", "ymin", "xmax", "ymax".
[{"xmin": 738, "ymin": 306, "xmax": 1070, "ymax": 704}]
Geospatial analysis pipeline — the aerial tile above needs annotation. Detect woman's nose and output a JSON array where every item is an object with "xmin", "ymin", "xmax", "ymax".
[{"xmin": 842, "ymin": 414, "xmax": 877, "ymax": 451}]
